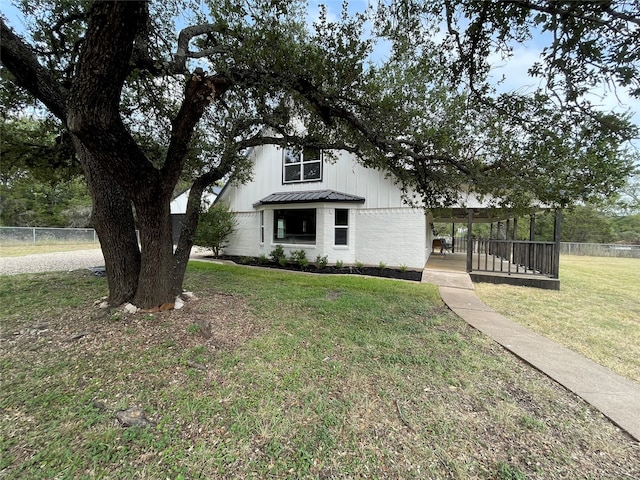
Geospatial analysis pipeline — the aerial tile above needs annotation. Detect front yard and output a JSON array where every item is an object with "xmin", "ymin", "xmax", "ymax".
[{"xmin": 1, "ymin": 262, "xmax": 638, "ymax": 478}]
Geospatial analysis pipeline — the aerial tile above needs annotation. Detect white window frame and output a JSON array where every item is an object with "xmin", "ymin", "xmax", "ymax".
[
  {"xmin": 282, "ymin": 147, "xmax": 322, "ymax": 184},
  {"xmin": 334, "ymin": 208, "xmax": 349, "ymax": 246},
  {"xmin": 259, "ymin": 210, "xmax": 265, "ymax": 244}
]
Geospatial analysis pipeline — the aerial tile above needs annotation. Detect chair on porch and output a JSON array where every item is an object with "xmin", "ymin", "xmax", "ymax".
[{"xmin": 432, "ymin": 238, "xmax": 451, "ymax": 255}]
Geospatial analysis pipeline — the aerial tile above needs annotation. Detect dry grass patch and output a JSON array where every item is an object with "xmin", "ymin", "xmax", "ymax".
[
  {"xmin": 0, "ymin": 243, "xmax": 101, "ymax": 257},
  {"xmin": 475, "ymin": 255, "xmax": 640, "ymax": 382}
]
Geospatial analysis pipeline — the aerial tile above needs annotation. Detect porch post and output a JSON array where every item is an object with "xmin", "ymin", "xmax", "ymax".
[
  {"xmin": 529, "ymin": 214, "xmax": 536, "ymax": 271},
  {"xmin": 553, "ymin": 209, "xmax": 562, "ymax": 279},
  {"xmin": 466, "ymin": 209, "xmax": 473, "ymax": 273},
  {"xmin": 451, "ymin": 223, "xmax": 455, "ymax": 253}
]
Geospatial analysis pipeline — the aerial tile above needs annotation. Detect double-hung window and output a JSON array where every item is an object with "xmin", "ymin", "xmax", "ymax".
[
  {"xmin": 334, "ymin": 209, "xmax": 349, "ymax": 246},
  {"xmin": 283, "ymin": 147, "xmax": 322, "ymax": 183}
]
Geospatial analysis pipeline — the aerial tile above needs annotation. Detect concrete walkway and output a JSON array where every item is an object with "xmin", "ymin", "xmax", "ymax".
[{"xmin": 422, "ymin": 268, "xmax": 640, "ymax": 442}]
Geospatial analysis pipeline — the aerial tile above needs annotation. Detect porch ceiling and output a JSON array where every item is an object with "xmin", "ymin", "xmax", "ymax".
[
  {"xmin": 431, "ymin": 207, "xmax": 519, "ymax": 223},
  {"xmin": 431, "ymin": 206, "xmax": 551, "ymax": 224},
  {"xmin": 429, "ymin": 191, "xmax": 550, "ymax": 223}
]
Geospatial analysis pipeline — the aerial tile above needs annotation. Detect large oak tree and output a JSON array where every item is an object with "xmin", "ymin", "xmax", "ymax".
[{"xmin": 1, "ymin": 0, "xmax": 638, "ymax": 308}]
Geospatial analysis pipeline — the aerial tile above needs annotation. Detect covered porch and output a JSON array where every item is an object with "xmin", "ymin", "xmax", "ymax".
[{"xmin": 429, "ymin": 206, "xmax": 561, "ymax": 290}]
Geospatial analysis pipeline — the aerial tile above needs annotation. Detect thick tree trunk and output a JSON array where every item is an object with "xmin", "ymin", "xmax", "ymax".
[
  {"xmin": 171, "ymin": 171, "xmax": 227, "ymax": 296},
  {"xmin": 133, "ymin": 196, "xmax": 175, "ymax": 307},
  {"xmin": 74, "ymin": 140, "xmax": 141, "ymax": 305},
  {"xmin": 171, "ymin": 184, "xmax": 205, "ymax": 296}
]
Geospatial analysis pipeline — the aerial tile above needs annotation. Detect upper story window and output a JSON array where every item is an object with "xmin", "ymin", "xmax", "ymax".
[{"xmin": 283, "ymin": 147, "xmax": 322, "ymax": 183}]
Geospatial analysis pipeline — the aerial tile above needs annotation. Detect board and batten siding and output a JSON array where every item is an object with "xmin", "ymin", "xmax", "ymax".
[{"xmin": 217, "ymin": 145, "xmax": 427, "ymax": 269}]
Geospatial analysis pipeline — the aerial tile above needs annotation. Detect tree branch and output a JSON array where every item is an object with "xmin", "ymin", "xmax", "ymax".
[
  {"xmin": 173, "ymin": 23, "xmax": 237, "ymax": 72},
  {"xmin": 161, "ymin": 68, "xmax": 231, "ymax": 188},
  {"xmin": 0, "ymin": 19, "xmax": 69, "ymax": 120},
  {"xmin": 66, "ymin": 1, "xmax": 157, "ymax": 196}
]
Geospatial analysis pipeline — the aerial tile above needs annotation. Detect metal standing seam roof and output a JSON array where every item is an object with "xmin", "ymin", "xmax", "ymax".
[{"xmin": 253, "ymin": 189, "xmax": 366, "ymax": 207}]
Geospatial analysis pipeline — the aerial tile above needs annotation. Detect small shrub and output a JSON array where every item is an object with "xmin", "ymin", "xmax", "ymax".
[
  {"xmin": 315, "ymin": 255, "xmax": 329, "ymax": 269},
  {"xmin": 335, "ymin": 260, "xmax": 344, "ymax": 269},
  {"xmin": 289, "ymin": 249, "xmax": 307, "ymax": 263},
  {"xmin": 239, "ymin": 256, "xmax": 253, "ymax": 265},
  {"xmin": 400, "ymin": 264, "xmax": 408, "ymax": 272},
  {"xmin": 290, "ymin": 249, "xmax": 309, "ymax": 268},
  {"xmin": 194, "ymin": 202, "xmax": 238, "ymax": 257},
  {"xmin": 378, "ymin": 261, "xmax": 386, "ymax": 270},
  {"xmin": 270, "ymin": 244, "xmax": 286, "ymax": 264},
  {"xmin": 355, "ymin": 260, "xmax": 364, "ymax": 269},
  {"xmin": 258, "ymin": 254, "xmax": 268, "ymax": 265}
]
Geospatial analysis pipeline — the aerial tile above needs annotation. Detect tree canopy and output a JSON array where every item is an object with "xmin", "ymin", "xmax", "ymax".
[{"xmin": 1, "ymin": 0, "xmax": 638, "ymax": 306}]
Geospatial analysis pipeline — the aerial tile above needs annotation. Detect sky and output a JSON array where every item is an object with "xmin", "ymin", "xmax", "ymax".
[
  {"xmin": 2, "ymin": 0, "xmax": 638, "ymax": 129},
  {"xmin": 308, "ymin": 0, "xmax": 640, "ymax": 129}
]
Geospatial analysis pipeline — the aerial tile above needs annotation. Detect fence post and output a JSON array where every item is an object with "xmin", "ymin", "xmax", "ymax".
[{"xmin": 33, "ymin": 228, "xmax": 36, "ymax": 245}]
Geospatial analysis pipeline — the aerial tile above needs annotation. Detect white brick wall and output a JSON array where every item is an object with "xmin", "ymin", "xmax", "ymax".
[
  {"xmin": 222, "ymin": 205, "xmax": 426, "ymax": 269},
  {"xmin": 354, "ymin": 208, "xmax": 426, "ymax": 269}
]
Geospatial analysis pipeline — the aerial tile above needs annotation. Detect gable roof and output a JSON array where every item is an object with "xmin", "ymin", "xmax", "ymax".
[
  {"xmin": 170, "ymin": 186, "xmax": 221, "ymax": 214},
  {"xmin": 253, "ymin": 189, "xmax": 365, "ymax": 207}
]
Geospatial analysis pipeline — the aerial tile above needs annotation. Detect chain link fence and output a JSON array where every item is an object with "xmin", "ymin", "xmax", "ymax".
[
  {"xmin": 560, "ymin": 242, "xmax": 640, "ymax": 258},
  {"xmin": 0, "ymin": 226, "xmax": 99, "ymax": 245}
]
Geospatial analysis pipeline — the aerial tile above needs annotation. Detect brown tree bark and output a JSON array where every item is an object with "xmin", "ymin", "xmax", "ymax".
[
  {"xmin": 133, "ymin": 195, "xmax": 175, "ymax": 306},
  {"xmin": 73, "ymin": 140, "xmax": 141, "ymax": 305},
  {"xmin": 64, "ymin": 1, "xmax": 177, "ymax": 307}
]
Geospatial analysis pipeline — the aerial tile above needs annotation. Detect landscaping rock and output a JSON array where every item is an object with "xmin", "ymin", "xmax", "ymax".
[
  {"xmin": 123, "ymin": 303, "xmax": 138, "ymax": 314},
  {"xmin": 115, "ymin": 407, "xmax": 155, "ymax": 428}
]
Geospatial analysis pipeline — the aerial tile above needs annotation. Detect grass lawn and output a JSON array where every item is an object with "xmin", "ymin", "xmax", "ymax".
[
  {"xmin": 0, "ymin": 243, "xmax": 101, "ymax": 257},
  {"xmin": 1, "ymin": 262, "xmax": 639, "ymax": 479},
  {"xmin": 475, "ymin": 255, "xmax": 640, "ymax": 383}
]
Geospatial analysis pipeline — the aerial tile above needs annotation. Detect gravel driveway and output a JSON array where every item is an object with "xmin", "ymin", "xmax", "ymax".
[{"xmin": 0, "ymin": 249, "xmax": 105, "ymax": 276}]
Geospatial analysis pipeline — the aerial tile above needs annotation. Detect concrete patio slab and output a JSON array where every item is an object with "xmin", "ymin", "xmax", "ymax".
[{"xmin": 421, "ymin": 270, "xmax": 475, "ymax": 290}]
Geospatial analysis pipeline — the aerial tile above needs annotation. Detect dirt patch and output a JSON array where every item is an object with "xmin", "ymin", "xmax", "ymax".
[{"xmin": 1, "ymin": 291, "xmax": 261, "ymax": 360}]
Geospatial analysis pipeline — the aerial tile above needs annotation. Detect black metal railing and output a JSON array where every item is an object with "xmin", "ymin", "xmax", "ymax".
[{"xmin": 473, "ymin": 239, "xmax": 558, "ymax": 278}]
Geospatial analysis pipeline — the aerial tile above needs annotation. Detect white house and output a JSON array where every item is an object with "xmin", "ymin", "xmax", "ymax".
[
  {"xmin": 216, "ymin": 144, "xmax": 433, "ymax": 270},
  {"xmin": 170, "ymin": 186, "xmax": 221, "ymax": 244},
  {"xmin": 170, "ymin": 187, "xmax": 220, "ymax": 215}
]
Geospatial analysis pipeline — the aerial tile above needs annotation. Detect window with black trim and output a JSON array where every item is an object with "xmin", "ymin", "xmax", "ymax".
[
  {"xmin": 334, "ymin": 209, "xmax": 348, "ymax": 245},
  {"xmin": 260, "ymin": 211, "xmax": 265, "ymax": 243},
  {"xmin": 274, "ymin": 209, "xmax": 316, "ymax": 244},
  {"xmin": 283, "ymin": 147, "xmax": 322, "ymax": 183}
]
